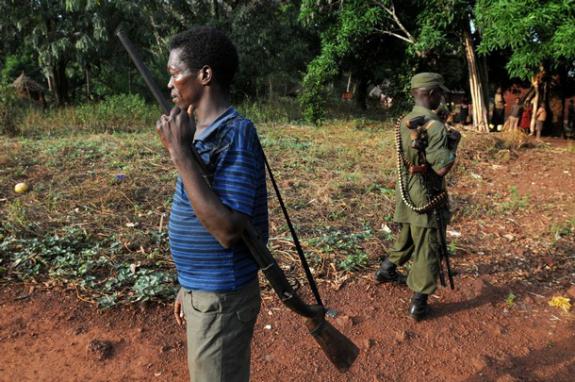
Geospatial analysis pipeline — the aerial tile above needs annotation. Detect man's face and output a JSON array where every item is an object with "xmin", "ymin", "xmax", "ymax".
[{"xmin": 167, "ymin": 48, "xmax": 202, "ymax": 109}]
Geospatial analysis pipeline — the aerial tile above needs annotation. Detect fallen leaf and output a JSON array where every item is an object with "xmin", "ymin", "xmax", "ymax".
[{"xmin": 548, "ymin": 296, "xmax": 571, "ymax": 313}]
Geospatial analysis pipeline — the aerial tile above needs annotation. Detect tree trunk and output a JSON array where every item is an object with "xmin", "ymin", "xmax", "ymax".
[
  {"xmin": 212, "ymin": 0, "xmax": 219, "ymax": 19},
  {"xmin": 355, "ymin": 77, "xmax": 368, "ymax": 110},
  {"xmin": 530, "ymin": 76, "xmax": 539, "ymax": 135},
  {"xmin": 480, "ymin": 55, "xmax": 490, "ymax": 108},
  {"xmin": 85, "ymin": 66, "xmax": 90, "ymax": 100},
  {"xmin": 268, "ymin": 77, "xmax": 273, "ymax": 100},
  {"xmin": 463, "ymin": 29, "xmax": 488, "ymax": 132},
  {"xmin": 52, "ymin": 61, "xmax": 69, "ymax": 105}
]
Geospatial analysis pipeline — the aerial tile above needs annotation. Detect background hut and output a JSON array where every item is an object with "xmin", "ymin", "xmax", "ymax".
[{"xmin": 12, "ymin": 72, "xmax": 47, "ymax": 108}]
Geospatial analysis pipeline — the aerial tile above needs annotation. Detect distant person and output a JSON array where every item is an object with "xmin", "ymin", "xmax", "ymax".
[
  {"xmin": 508, "ymin": 97, "xmax": 521, "ymax": 131},
  {"xmin": 157, "ymin": 27, "xmax": 268, "ymax": 382},
  {"xmin": 375, "ymin": 72, "xmax": 460, "ymax": 321},
  {"xmin": 520, "ymin": 102, "xmax": 533, "ymax": 132},
  {"xmin": 535, "ymin": 102, "xmax": 547, "ymax": 139},
  {"xmin": 491, "ymin": 87, "xmax": 505, "ymax": 131}
]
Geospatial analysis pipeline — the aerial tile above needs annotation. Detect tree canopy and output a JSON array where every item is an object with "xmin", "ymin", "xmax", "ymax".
[
  {"xmin": 0, "ymin": 0, "xmax": 573, "ymax": 120},
  {"xmin": 475, "ymin": 0, "xmax": 575, "ymax": 79}
]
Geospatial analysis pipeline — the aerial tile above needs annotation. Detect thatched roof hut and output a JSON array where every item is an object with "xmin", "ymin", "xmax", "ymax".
[{"xmin": 12, "ymin": 72, "xmax": 45, "ymax": 97}]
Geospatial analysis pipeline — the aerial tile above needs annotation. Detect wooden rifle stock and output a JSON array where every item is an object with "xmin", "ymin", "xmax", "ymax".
[{"xmin": 116, "ymin": 28, "xmax": 358, "ymax": 372}]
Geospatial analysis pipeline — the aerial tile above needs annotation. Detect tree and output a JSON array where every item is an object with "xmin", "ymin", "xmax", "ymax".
[
  {"xmin": 475, "ymin": 0, "xmax": 575, "ymax": 132},
  {"xmin": 229, "ymin": 1, "xmax": 315, "ymax": 99},
  {"xmin": 0, "ymin": 0, "xmax": 112, "ymax": 104},
  {"xmin": 299, "ymin": 0, "xmax": 417, "ymax": 123},
  {"xmin": 299, "ymin": 0, "xmax": 490, "ymax": 130}
]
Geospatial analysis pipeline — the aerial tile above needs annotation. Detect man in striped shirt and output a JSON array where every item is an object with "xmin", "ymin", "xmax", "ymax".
[{"xmin": 156, "ymin": 27, "xmax": 268, "ymax": 382}]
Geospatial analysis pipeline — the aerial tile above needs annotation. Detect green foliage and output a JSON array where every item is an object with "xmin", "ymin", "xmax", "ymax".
[
  {"xmin": 299, "ymin": 1, "xmax": 386, "ymax": 123},
  {"xmin": 498, "ymin": 186, "xmax": 529, "ymax": 212},
  {"xmin": 0, "ymin": 227, "xmax": 176, "ymax": 308},
  {"xmin": 448, "ymin": 239, "xmax": 458, "ymax": 256},
  {"xmin": 308, "ymin": 227, "xmax": 373, "ymax": 271},
  {"xmin": 237, "ymin": 97, "xmax": 302, "ymax": 124},
  {"xmin": 1, "ymin": 53, "xmax": 37, "ymax": 83},
  {"xmin": 475, "ymin": 0, "xmax": 575, "ymax": 78},
  {"xmin": 229, "ymin": 1, "xmax": 314, "ymax": 99},
  {"xmin": 298, "ymin": 0, "xmax": 474, "ymax": 123},
  {"xmin": 338, "ymin": 252, "xmax": 369, "ymax": 272},
  {"xmin": 550, "ymin": 218, "xmax": 575, "ymax": 241},
  {"xmin": 0, "ymin": 83, "xmax": 24, "ymax": 136},
  {"xmin": 505, "ymin": 291, "xmax": 517, "ymax": 308},
  {"xmin": 14, "ymin": 94, "xmax": 158, "ymax": 136},
  {"xmin": 75, "ymin": 94, "xmax": 158, "ymax": 133}
]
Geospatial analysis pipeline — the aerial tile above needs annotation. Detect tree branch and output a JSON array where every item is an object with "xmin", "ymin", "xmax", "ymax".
[
  {"xmin": 375, "ymin": 29, "xmax": 415, "ymax": 44},
  {"xmin": 372, "ymin": 0, "xmax": 416, "ymax": 44}
]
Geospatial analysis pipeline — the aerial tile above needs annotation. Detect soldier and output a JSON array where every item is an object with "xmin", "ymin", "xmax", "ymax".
[{"xmin": 375, "ymin": 73, "xmax": 460, "ymax": 321}]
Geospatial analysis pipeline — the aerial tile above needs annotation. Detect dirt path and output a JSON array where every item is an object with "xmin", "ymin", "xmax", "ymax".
[
  {"xmin": 1, "ymin": 138, "xmax": 574, "ymax": 382},
  {"xmin": 1, "ymin": 278, "xmax": 573, "ymax": 382}
]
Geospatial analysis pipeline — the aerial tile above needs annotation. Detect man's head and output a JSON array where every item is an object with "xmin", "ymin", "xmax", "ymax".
[
  {"xmin": 167, "ymin": 27, "xmax": 239, "ymax": 109},
  {"xmin": 410, "ymin": 72, "xmax": 448, "ymax": 111},
  {"xmin": 515, "ymin": 97, "xmax": 520, "ymax": 104}
]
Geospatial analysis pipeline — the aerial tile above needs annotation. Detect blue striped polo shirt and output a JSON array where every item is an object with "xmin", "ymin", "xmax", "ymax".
[{"xmin": 168, "ymin": 107, "xmax": 268, "ymax": 292}]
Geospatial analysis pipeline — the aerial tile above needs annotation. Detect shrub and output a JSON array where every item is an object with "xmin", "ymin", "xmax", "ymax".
[
  {"xmin": 0, "ymin": 83, "xmax": 23, "ymax": 136},
  {"xmin": 237, "ymin": 97, "xmax": 302, "ymax": 124},
  {"xmin": 16, "ymin": 94, "xmax": 159, "ymax": 137},
  {"xmin": 75, "ymin": 94, "xmax": 158, "ymax": 133}
]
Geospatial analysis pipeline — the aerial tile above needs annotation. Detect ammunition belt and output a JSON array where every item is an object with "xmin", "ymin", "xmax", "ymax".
[{"xmin": 395, "ymin": 115, "xmax": 448, "ymax": 213}]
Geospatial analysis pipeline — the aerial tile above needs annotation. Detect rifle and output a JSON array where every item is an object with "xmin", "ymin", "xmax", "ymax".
[
  {"xmin": 405, "ymin": 116, "xmax": 455, "ymax": 289},
  {"xmin": 116, "ymin": 29, "xmax": 359, "ymax": 372}
]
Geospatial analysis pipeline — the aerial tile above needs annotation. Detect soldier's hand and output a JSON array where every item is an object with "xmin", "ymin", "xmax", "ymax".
[
  {"xmin": 174, "ymin": 288, "xmax": 185, "ymax": 326},
  {"xmin": 447, "ymin": 128, "xmax": 461, "ymax": 150}
]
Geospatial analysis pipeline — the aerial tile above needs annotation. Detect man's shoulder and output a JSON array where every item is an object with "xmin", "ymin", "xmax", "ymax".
[
  {"xmin": 223, "ymin": 112, "xmax": 256, "ymax": 137},
  {"xmin": 213, "ymin": 112, "xmax": 258, "ymax": 148}
]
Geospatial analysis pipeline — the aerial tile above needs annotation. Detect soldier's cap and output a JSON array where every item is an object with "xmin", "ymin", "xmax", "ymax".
[{"xmin": 410, "ymin": 72, "xmax": 450, "ymax": 92}]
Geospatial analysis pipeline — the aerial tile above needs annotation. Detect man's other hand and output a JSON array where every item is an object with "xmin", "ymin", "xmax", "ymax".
[{"xmin": 174, "ymin": 288, "xmax": 186, "ymax": 326}]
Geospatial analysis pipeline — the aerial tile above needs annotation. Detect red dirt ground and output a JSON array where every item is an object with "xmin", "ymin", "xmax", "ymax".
[{"xmin": 1, "ymin": 137, "xmax": 574, "ymax": 382}]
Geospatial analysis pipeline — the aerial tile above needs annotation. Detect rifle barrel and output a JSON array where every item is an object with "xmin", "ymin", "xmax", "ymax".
[{"xmin": 116, "ymin": 28, "xmax": 171, "ymax": 114}]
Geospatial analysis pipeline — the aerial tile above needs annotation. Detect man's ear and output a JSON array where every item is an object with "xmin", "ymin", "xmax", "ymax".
[{"xmin": 199, "ymin": 65, "xmax": 213, "ymax": 85}]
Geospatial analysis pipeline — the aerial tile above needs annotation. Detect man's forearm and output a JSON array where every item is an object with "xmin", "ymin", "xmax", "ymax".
[{"xmin": 173, "ymin": 150, "xmax": 247, "ymax": 248}]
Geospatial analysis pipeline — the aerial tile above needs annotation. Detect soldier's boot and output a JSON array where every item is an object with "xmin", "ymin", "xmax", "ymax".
[
  {"xmin": 409, "ymin": 293, "xmax": 430, "ymax": 321},
  {"xmin": 374, "ymin": 258, "xmax": 407, "ymax": 285}
]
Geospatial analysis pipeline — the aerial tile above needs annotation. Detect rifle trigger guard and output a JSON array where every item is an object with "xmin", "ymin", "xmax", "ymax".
[{"xmin": 281, "ymin": 292, "xmax": 293, "ymax": 302}]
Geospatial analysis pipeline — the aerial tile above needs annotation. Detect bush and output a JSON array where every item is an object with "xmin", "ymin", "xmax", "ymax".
[
  {"xmin": 237, "ymin": 97, "xmax": 302, "ymax": 124},
  {"xmin": 16, "ymin": 94, "xmax": 160, "ymax": 136},
  {"xmin": 0, "ymin": 83, "xmax": 23, "ymax": 136},
  {"xmin": 75, "ymin": 94, "xmax": 158, "ymax": 133}
]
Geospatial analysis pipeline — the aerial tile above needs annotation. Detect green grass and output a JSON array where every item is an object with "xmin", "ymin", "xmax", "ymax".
[
  {"xmin": 550, "ymin": 217, "xmax": 575, "ymax": 241},
  {"xmin": 497, "ymin": 185, "xmax": 530, "ymax": 213},
  {"xmin": 505, "ymin": 291, "xmax": 517, "ymax": 308}
]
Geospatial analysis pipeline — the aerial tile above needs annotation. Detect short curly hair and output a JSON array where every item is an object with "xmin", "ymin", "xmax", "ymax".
[{"xmin": 169, "ymin": 26, "xmax": 239, "ymax": 90}]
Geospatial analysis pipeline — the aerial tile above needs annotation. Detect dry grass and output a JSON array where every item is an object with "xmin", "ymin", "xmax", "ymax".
[{"xmin": 0, "ymin": 116, "xmax": 566, "ymax": 304}]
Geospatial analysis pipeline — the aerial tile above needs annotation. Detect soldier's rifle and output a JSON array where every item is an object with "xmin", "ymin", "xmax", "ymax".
[{"xmin": 116, "ymin": 29, "xmax": 359, "ymax": 372}]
